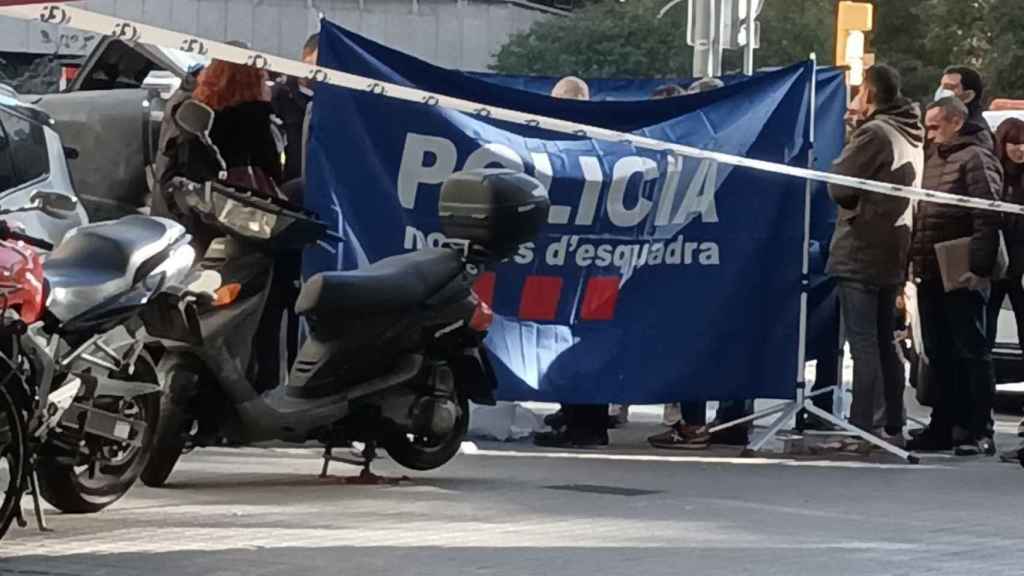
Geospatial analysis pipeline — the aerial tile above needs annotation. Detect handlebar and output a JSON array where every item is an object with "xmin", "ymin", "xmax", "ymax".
[{"xmin": 0, "ymin": 221, "xmax": 53, "ymax": 251}]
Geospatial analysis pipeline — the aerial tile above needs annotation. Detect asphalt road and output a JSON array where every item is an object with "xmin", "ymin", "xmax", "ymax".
[{"xmin": 2, "ymin": 415, "xmax": 1023, "ymax": 576}]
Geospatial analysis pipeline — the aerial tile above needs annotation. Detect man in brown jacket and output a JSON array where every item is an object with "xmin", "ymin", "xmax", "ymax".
[
  {"xmin": 908, "ymin": 97, "xmax": 1003, "ymax": 456},
  {"xmin": 827, "ymin": 65, "xmax": 925, "ymax": 442}
]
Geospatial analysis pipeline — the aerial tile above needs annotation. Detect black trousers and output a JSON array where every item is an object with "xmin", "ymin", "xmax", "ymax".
[
  {"xmin": 918, "ymin": 281, "xmax": 995, "ymax": 441},
  {"xmin": 985, "ymin": 275, "xmax": 1024, "ymax": 347},
  {"xmin": 679, "ymin": 401, "xmax": 753, "ymax": 427},
  {"xmin": 560, "ymin": 404, "xmax": 608, "ymax": 433},
  {"xmin": 253, "ymin": 178, "xmax": 304, "ymax": 393}
]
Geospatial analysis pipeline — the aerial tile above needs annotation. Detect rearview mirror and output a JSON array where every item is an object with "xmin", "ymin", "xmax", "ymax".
[
  {"xmin": 31, "ymin": 191, "xmax": 78, "ymax": 219},
  {"xmin": 175, "ymin": 99, "xmax": 216, "ymax": 138}
]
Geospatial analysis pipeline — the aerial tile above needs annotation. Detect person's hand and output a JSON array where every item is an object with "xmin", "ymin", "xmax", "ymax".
[{"xmin": 959, "ymin": 272, "xmax": 991, "ymax": 293}]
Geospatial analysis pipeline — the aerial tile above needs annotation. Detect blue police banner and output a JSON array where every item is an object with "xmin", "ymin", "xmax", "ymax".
[
  {"xmin": 306, "ymin": 20, "xmax": 843, "ymax": 404},
  {"xmin": 472, "ymin": 70, "xmax": 847, "ymax": 367},
  {"xmin": 467, "ymin": 72, "xmax": 750, "ymax": 101}
]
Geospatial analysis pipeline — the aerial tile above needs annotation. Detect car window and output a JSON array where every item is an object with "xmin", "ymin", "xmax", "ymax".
[
  {"xmin": 0, "ymin": 125, "xmax": 16, "ymax": 192},
  {"xmin": 0, "ymin": 108, "xmax": 49, "ymax": 188}
]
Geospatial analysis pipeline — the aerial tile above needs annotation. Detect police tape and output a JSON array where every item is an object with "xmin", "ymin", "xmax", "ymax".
[{"xmin": 5, "ymin": 3, "xmax": 1022, "ymax": 217}]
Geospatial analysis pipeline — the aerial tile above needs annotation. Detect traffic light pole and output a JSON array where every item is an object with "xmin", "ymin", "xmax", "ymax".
[{"xmin": 743, "ymin": 0, "xmax": 755, "ymax": 74}]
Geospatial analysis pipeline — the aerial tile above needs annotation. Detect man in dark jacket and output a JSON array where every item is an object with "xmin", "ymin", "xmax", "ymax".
[
  {"xmin": 907, "ymin": 97, "xmax": 1004, "ymax": 456},
  {"xmin": 827, "ymin": 64, "xmax": 925, "ymax": 441},
  {"xmin": 271, "ymin": 33, "xmax": 318, "ymax": 185},
  {"xmin": 937, "ymin": 66, "xmax": 993, "ymax": 150}
]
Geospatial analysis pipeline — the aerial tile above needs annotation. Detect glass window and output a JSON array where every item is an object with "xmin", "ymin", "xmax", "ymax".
[{"xmin": 0, "ymin": 108, "xmax": 49, "ymax": 189}]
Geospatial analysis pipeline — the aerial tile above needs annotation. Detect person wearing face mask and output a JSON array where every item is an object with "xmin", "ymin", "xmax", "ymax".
[
  {"xmin": 826, "ymin": 65, "xmax": 925, "ymax": 449},
  {"xmin": 936, "ymin": 66, "xmax": 994, "ymax": 149},
  {"xmin": 907, "ymin": 97, "xmax": 1003, "ymax": 456}
]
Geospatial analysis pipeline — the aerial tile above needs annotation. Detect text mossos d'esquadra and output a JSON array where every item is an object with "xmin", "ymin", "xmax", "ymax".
[{"xmin": 396, "ymin": 133, "xmax": 722, "ymax": 274}]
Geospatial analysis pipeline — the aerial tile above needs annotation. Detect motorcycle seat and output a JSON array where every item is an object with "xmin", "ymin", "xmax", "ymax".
[
  {"xmin": 44, "ymin": 216, "xmax": 186, "ymax": 320},
  {"xmin": 295, "ymin": 249, "xmax": 463, "ymax": 318}
]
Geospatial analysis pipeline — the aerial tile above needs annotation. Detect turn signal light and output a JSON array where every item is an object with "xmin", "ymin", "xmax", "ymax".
[
  {"xmin": 469, "ymin": 300, "xmax": 494, "ymax": 332},
  {"xmin": 213, "ymin": 283, "xmax": 241, "ymax": 307}
]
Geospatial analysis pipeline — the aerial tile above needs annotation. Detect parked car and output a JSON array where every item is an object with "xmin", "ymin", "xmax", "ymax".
[
  {"xmin": 23, "ymin": 37, "xmax": 207, "ymax": 222},
  {"xmin": 0, "ymin": 85, "xmax": 86, "ymax": 245}
]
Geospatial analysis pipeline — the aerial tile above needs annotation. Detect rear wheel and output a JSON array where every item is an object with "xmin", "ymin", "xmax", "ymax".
[
  {"xmin": 0, "ymin": 384, "xmax": 27, "ymax": 540},
  {"xmin": 36, "ymin": 353, "xmax": 159, "ymax": 514},
  {"xmin": 139, "ymin": 391, "xmax": 191, "ymax": 488},
  {"xmin": 382, "ymin": 390, "xmax": 469, "ymax": 472}
]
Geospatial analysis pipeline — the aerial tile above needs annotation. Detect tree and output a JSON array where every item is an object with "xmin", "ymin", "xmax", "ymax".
[
  {"xmin": 492, "ymin": 0, "xmax": 695, "ymax": 78},
  {"xmin": 492, "ymin": 0, "xmax": 1024, "ymax": 102},
  {"xmin": 492, "ymin": 0, "xmax": 835, "ymax": 78},
  {"xmin": 985, "ymin": 0, "xmax": 1024, "ymax": 99}
]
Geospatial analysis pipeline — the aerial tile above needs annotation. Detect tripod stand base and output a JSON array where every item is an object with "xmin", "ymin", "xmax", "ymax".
[{"xmin": 728, "ymin": 399, "xmax": 917, "ymax": 463}]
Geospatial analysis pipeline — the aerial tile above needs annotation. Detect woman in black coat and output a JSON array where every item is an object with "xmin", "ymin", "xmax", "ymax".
[{"xmin": 986, "ymin": 118, "xmax": 1024, "ymax": 348}]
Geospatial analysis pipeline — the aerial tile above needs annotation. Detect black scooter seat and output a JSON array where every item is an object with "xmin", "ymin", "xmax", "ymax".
[{"xmin": 295, "ymin": 249, "xmax": 463, "ymax": 318}]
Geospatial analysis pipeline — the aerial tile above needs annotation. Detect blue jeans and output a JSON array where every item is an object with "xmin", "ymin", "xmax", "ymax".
[{"xmin": 838, "ymin": 280, "xmax": 904, "ymax": 433}]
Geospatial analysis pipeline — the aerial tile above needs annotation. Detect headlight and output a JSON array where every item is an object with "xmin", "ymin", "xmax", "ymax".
[{"xmin": 214, "ymin": 196, "xmax": 278, "ymax": 240}]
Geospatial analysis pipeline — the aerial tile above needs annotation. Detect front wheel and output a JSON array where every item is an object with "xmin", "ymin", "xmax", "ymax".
[
  {"xmin": 36, "ymin": 355, "xmax": 160, "ymax": 514},
  {"xmin": 381, "ymin": 391, "xmax": 469, "ymax": 472},
  {"xmin": 0, "ymin": 384, "xmax": 27, "ymax": 540}
]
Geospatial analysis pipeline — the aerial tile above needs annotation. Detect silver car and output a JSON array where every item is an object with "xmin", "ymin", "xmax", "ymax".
[{"xmin": 0, "ymin": 86, "xmax": 86, "ymax": 245}]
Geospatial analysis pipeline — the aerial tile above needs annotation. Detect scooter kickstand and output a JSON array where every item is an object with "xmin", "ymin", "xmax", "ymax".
[
  {"xmin": 359, "ymin": 441, "xmax": 377, "ymax": 480},
  {"xmin": 28, "ymin": 470, "xmax": 51, "ymax": 533},
  {"xmin": 319, "ymin": 446, "xmax": 332, "ymax": 478}
]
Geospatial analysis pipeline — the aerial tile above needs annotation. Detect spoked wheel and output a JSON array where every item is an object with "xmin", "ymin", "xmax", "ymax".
[
  {"xmin": 0, "ymin": 384, "xmax": 27, "ymax": 539},
  {"xmin": 36, "ymin": 354, "xmax": 159, "ymax": 514},
  {"xmin": 381, "ymin": 391, "xmax": 469, "ymax": 472}
]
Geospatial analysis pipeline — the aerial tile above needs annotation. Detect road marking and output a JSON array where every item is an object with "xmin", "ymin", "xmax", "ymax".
[{"xmin": 459, "ymin": 442, "xmax": 949, "ymax": 470}]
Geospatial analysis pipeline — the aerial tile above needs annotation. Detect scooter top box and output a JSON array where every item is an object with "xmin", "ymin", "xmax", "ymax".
[{"xmin": 438, "ymin": 169, "xmax": 550, "ymax": 261}]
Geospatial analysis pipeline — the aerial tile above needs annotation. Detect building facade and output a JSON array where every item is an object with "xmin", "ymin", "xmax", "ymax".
[{"xmin": 0, "ymin": 0, "xmax": 554, "ymax": 71}]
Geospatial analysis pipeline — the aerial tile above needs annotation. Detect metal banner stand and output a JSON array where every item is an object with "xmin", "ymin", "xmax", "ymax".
[{"xmin": 708, "ymin": 54, "xmax": 919, "ymax": 464}]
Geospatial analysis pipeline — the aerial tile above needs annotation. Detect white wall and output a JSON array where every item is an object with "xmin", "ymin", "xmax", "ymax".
[{"xmin": 0, "ymin": 0, "xmax": 549, "ymax": 71}]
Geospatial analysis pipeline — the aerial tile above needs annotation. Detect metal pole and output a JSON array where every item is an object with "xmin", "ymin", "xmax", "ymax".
[
  {"xmin": 743, "ymin": 0, "xmax": 755, "ymax": 75},
  {"xmin": 797, "ymin": 53, "xmax": 817, "ymax": 396},
  {"xmin": 711, "ymin": 0, "xmax": 724, "ymax": 76}
]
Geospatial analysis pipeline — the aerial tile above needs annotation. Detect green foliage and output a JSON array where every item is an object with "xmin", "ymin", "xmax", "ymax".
[
  {"xmin": 492, "ymin": 0, "xmax": 694, "ymax": 78},
  {"xmin": 492, "ymin": 0, "xmax": 1024, "ymax": 103}
]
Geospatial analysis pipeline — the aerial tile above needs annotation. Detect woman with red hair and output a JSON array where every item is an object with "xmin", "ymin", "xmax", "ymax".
[{"xmin": 192, "ymin": 58, "xmax": 283, "ymax": 194}]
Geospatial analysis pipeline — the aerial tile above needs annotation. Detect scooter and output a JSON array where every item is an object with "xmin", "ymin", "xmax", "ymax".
[
  {"xmin": 140, "ymin": 99, "xmax": 549, "ymax": 486},
  {"xmin": 0, "ymin": 191, "xmax": 196, "ymax": 539}
]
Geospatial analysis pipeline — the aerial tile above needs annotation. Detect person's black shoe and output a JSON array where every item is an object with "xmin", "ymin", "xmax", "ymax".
[
  {"xmin": 908, "ymin": 428, "xmax": 925, "ymax": 439},
  {"xmin": 709, "ymin": 426, "xmax": 750, "ymax": 446},
  {"xmin": 534, "ymin": 428, "xmax": 609, "ymax": 448},
  {"xmin": 906, "ymin": 433, "xmax": 952, "ymax": 452},
  {"xmin": 543, "ymin": 410, "xmax": 567, "ymax": 430},
  {"xmin": 796, "ymin": 412, "xmax": 837, "ymax": 433},
  {"xmin": 979, "ymin": 437, "xmax": 996, "ymax": 457},
  {"xmin": 954, "ymin": 440, "xmax": 982, "ymax": 457}
]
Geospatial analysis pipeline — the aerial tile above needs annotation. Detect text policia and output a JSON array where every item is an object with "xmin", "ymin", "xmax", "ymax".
[{"xmin": 399, "ymin": 133, "xmax": 721, "ymax": 276}]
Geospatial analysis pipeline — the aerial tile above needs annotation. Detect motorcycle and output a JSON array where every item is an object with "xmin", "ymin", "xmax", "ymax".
[
  {"xmin": 0, "ymin": 191, "xmax": 196, "ymax": 539},
  {"xmin": 140, "ymin": 100, "xmax": 549, "ymax": 486}
]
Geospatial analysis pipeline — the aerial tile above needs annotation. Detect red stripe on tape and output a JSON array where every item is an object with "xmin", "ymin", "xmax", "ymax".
[
  {"xmin": 519, "ymin": 276, "xmax": 563, "ymax": 321},
  {"xmin": 473, "ymin": 272, "xmax": 496, "ymax": 307},
  {"xmin": 580, "ymin": 276, "xmax": 621, "ymax": 321}
]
